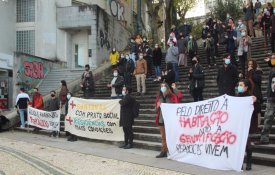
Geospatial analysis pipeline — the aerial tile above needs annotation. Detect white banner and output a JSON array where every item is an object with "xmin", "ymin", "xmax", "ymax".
[
  {"xmin": 27, "ymin": 107, "xmax": 60, "ymax": 131},
  {"xmin": 161, "ymin": 95, "xmax": 254, "ymax": 172},
  {"xmin": 65, "ymin": 97, "xmax": 123, "ymax": 141}
]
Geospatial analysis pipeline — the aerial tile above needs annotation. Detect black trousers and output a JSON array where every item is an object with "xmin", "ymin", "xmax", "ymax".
[
  {"xmin": 124, "ymin": 72, "xmax": 132, "ymax": 88},
  {"xmin": 239, "ymin": 52, "xmax": 247, "ymax": 76},
  {"xmin": 84, "ymin": 89, "xmax": 93, "ymax": 99},
  {"xmin": 193, "ymin": 88, "xmax": 203, "ymax": 102},
  {"xmin": 206, "ymin": 49, "xmax": 215, "ymax": 65},
  {"xmin": 123, "ymin": 126, "xmax": 133, "ymax": 145},
  {"xmin": 271, "ymin": 33, "xmax": 275, "ymax": 53}
]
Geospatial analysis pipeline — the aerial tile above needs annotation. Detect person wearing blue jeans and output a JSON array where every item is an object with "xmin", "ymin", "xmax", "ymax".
[
  {"xmin": 153, "ymin": 44, "xmax": 162, "ymax": 81},
  {"xmin": 16, "ymin": 88, "xmax": 30, "ymax": 128},
  {"xmin": 172, "ymin": 63, "xmax": 179, "ymax": 82}
]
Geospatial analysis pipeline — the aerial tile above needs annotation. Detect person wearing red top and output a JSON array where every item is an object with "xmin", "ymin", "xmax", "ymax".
[
  {"xmin": 154, "ymin": 82, "xmax": 182, "ymax": 158},
  {"xmin": 32, "ymin": 88, "xmax": 43, "ymax": 109}
]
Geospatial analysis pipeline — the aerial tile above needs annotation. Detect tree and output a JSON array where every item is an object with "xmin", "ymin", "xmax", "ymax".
[
  {"xmin": 173, "ymin": 0, "xmax": 198, "ymax": 23},
  {"xmin": 212, "ymin": 0, "xmax": 243, "ymax": 22}
]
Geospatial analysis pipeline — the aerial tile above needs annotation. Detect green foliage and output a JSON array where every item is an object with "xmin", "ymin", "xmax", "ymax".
[
  {"xmin": 212, "ymin": 0, "xmax": 243, "ymax": 21},
  {"xmin": 185, "ymin": 19, "xmax": 203, "ymax": 40},
  {"xmin": 173, "ymin": 0, "xmax": 198, "ymax": 22}
]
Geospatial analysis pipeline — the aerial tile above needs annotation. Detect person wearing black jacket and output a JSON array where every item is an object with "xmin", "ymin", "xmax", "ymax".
[
  {"xmin": 107, "ymin": 69, "xmax": 124, "ymax": 99},
  {"xmin": 152, "ymin": 44, "xmax": 162, "ymax": 81},
  {"xmin": 81, "ymin": 64, "xmax": 94, "ymax": 99},
  {"xmin": 161, "ymin": 63, "xmax": 175, "ymax": 90},
  {"xmin": 256, "ymin": 55, "xmax": 275, "ymax": 145},
  {"xmin": 188, "ymin": 57, "xmax": 205, "ymax": 102},
  {"xmin": 217, "ymin": 55, "xmax": 239, "ymax": 96},
  {"xmin": 119, "ymin": 86, "xmax": 135, "ymax": 149},
  {"xmin": 16, "ymin": 88, "xmax": 30, "ymax": 128},
  {"xmin": 124, "ymin": 54, "xmax": 135, "ymax": 88},
  {"xmin": 144, "ymin": 44, "xmax": 153, "ymax": 78},
  {"xmin": 48, "ymin": 90, "xmax": 60, "ymax": 137},
  {"xmin": 65, "ymin": 92, "xmax": 78, "ymax": 142},
  {"xmin": 117, "ymin": 53, "xmax": 127, "ymax": 76}
]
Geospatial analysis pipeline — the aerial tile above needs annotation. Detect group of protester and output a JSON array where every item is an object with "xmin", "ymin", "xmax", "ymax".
[{"xmin": 14, "ymin": 0, "xmax": 275, "ymax": 171}]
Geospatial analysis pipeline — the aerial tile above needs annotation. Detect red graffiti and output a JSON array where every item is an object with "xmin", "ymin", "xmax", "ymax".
[
  {"xmin": 23, "ymin": 61, "xmax": 44, "ymax": 79},
  {"xmin": 179, "ymin": 110, "xmax": 229, "ymax": 128},
  {"xmin": 179, "ymin": 131, "xmax": 237, "ymax": 145},
  {"xmin": 29, "ymin": 116, "xmax": 49, "ymax": 128}
]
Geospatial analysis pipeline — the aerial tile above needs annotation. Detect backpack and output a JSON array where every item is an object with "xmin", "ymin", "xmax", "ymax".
[{"xmin": 132, "ymin": 98, "xmax": 140, "ymax": 118}]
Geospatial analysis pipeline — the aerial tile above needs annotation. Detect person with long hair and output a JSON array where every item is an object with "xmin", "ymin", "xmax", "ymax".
[
  {"xmin": 247, "ymin": 59, "xmax": 263, "ymax": 127},
  {"xmin": 236, "ymin": 79, "xmax": 257, "ymax": 170},
  {"xmin": 154, "ymin": 82, "xmax": 179, "ymax": 158}
]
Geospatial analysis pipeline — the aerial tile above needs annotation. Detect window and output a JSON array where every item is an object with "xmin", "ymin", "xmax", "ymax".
[
  {"xmin": 16, "ymin": 30, "xmax": 35, "ymax": 55},
  {"xmin": 16, "ymin": 0, "xmax": 35, "ymax": 23}
]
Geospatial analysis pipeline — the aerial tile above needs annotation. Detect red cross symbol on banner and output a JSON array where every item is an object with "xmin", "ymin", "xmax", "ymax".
[
  {"xmin": 70, "ymin": 100, "xmax": 76, "ymax": 109},
  {"xmin": 66, "ymin": 116, "xmax": 73, "ymax": 125}
]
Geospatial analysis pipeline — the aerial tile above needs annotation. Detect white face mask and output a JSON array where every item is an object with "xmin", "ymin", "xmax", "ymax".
[
  {"xmin": 112, "ymin": 48, "xmax": 116, "ymax": 52},
  {"xmin": 122, "ymin": 91, "xmax": 126, "ymax": 96},
  {"xmin": 139, "ymin": 56, "xmax": 143, "ymax": 59},
  {"xmin": 67, "ymin": 95, "xmax": 71, "ymax": 99},
  {"xmin": 271, "ymin": 77, "xmax": 275, "ymax": 92},
  {"xmin": 113, "ymin": 72, "xmax": 118, "ymax": 77}
]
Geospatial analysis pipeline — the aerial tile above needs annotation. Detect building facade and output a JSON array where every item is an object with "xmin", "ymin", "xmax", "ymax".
[{"xmin": 0, "ymin": 0, "xmax": 149, "ymax": 109}]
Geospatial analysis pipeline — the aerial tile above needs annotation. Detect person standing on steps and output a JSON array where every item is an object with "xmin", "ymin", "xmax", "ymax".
[
  {"xmin": 188, "ymin": 57, "xmax": 205, "ymax": 102},
  {"xmin": 15, "ymin": 88, "xmax": 30, "ymax": 128},
  {"xmin": 48, "ymin": 90, "xmax": 60, "ymax": 137},
  {"xmin": 81, "ymin": 64, "xmax": 94, "ymax": 99},
  {"xmin": 133, "ymin": 53, "xmax": 147, "ymax": 96},
  {"xmin": 256, "ymin": 55, "xmax": 275, "ymax": 145},
  {"xmin": 152, "ymin": 44, "xmax": 162, "ymax": 82},
  {"xmin": 154, "ymin": 83, "xmax": 179, "ymax": 158},
  {"xmin": 237, "ymin": 29, "xmax": 252, "ymax": 77},
  {"xmin": 270, "ymin": 9, "xmax": 275, "ymax": 53},
  {"xmin": 204, "ymin": 33, "xmax": 216, "ymax": 68},
  {"xmin": 177, "ymin": 33, "xmax": 187, "ymax": 67},
  {"xmin": 187, "ymin": 35, "xmax": 198, "ymax": 63},
  {"xmin": 165, "ymin": 41, "xmax": 179, "ymax": 83},
  {"xmin": 107, "ymin": 69, "xmax": 124, "ymax": 99},
  {"xmin": 161, "ymin": 63, "xmax": 175, "ymax": 91},
  {"xmin": 119, "ymin": 86, "xmax": 135, "ymax": 149},
  {"xmin": 109, "ymin": 48, "xmax": 120, "ymax": 69},
  {"xmin": 143, "ymin": 44, "xmax": 153, "ymax": 79},
  {"xmin": 217, "ymin": 54, "xmax": 239, "ymax": 96},
  {"xmin": 124, "ymin": 54, "xmax": 135, "ymax": 89},
  {"xmin": 236, "ymin": 79, "xmax": 257, "ymax": 171}
]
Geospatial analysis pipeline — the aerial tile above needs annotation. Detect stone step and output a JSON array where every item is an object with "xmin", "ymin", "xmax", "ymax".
[
  {"xmin": 132, "ymin": 140, "xmax": 161, "ymax": 151},
  {"xmin": 134, "ymin": 133, "xmax": 161, "ymax": 143},
  {"xmin": 252, "ymin": 144, "xmax": 275, "ymax": 154},
  {"xmin": 133, "ymin": 126, "xmax": 159, "ymax": 134},
  {"xmin": 250, "ymin": 152, "xmax": 275, "ymax": 167}
]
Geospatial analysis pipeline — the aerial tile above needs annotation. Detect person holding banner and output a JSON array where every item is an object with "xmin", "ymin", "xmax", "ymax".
[
  {"xmin": 154, "ymin": 83, "xmax": 179, "ymax": 158},
  {"xmin": 107, "ymin": 69, "xmax": 124, "ymax": 99},
  {"xmin": 48, "ymin": 90, "xmax": 60, "ymax": 137},
  {"xmin": 65, "ymin": 92, "xmax": 77, "ymax": 142},
  {"xmin": 32, "ymin": 88, "xmax": 44, "ymax": 132},
  {"xmin": 236, "ymin": 79, "xmax": 257, "ymax": 170},
  {"xmin": 119, "ymin": 86, "xmax": 135, "ymax": 149}
]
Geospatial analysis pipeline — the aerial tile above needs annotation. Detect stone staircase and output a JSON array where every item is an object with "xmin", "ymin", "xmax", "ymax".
[
  {"xmin": 73, "ymin": 37, "xmax": 275, "ymax": 166},
  {"xmin": 39, "ymin": 69, "xmax": 84, "ymax": 96}
]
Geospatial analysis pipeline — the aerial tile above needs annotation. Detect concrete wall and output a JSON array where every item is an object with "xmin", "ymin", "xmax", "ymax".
[
  {"xmin": 96, "ymin": 7, "xmax": 131, "ymax": 65},
  {"xmin": 0, "ymin": 0, "xmax": 16, "ymax": 70}
]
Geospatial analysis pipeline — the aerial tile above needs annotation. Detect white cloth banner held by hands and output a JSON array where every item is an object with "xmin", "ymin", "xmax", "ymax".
[
  {"xmin": 161, "ymin": 95, "xmax": 254, "ymax": 172},
  {"xmin": 27, "ymin": 106, "xmax": 61, "ymax": 131}
]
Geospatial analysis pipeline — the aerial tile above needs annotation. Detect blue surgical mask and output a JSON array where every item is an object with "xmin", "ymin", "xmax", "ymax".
[
  {"xmin": 126, "ymin": 55, "xmax": 130, "ymax": 60},
  {"xmin": 273, "ymin": 9, "xmax": 275, "ymax": 14},
  {"xmin": 169, "ymin": 43, "xmax": 173, "ymax": 47},
  {"xmin": 241, "ymin": 32, "xmax": 246, "ymax": 36},
  {"xmin": 67, "ymin": 95, "xmax": 71, "ymax": 99},
  {"xmin": 225, "ymin": 59, "xmax": 231, "ymax": 65},
  {"xmin": 237, "ymin": 86, "xmax": 244, "ymax": 93},
  {"xmin": 161, "ymin": 87, "xmax": 167, "ymax": 93}
]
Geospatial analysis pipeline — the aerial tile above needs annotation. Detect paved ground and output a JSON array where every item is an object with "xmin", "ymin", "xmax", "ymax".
[{"xmin": 0, "ymin": 131, "xmax": 274, "ymax": 175}]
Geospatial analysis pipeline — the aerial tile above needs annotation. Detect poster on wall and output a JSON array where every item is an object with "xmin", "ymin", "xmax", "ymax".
[
  {"xmin": 161, "ymin": 95, "xmax": 254, "ymax": 172},
  {"xmin": 65, "ymin": 97, "xmax": 123, "ymax": 141}
]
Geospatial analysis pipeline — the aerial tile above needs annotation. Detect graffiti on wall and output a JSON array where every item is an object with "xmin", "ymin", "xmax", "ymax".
[
  {"xmin": 17, "ymin": 56, "xmax": 49, "ymax": 92},
  {"xmin": 109, "ymin": 0, "xmax": 125, "ymax": 21},
  {"xmin": 99, "ymin": 29, "xmax": 111, "ymax": 50}
]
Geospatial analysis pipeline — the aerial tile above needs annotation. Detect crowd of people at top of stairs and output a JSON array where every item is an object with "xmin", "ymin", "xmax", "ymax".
[{"xmin": 13, "ymin": 1, "xmax": 275, "ymax": 170}]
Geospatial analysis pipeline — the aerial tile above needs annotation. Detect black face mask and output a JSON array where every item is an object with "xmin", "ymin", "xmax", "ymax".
[
  {"xmin": 85, "ymin": 68, "xmax": 89, "ymax": 71},
  {"xmin": 192, "ymin": 61, "xmax": 197, "ymax": 65},
  {"xmin": 51, "ymin": 94, "xmax": 55, "ymax": 97}
]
